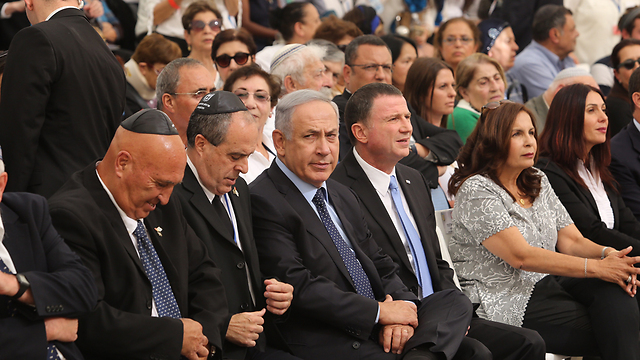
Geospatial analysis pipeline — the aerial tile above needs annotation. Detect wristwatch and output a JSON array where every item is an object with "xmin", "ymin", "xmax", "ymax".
[
  {"xmin": 409, "ymin": 144, "xmax": 417, "ymax": 154},
  {"xmin": 12, "ymin": 273, "xmax": 30, "ymax": 300}
]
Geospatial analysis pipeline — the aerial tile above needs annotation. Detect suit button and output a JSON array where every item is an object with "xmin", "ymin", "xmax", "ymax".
[
  {"xmin": 46, "ymin": 306, "xmax": 52, "ymax": 312},
  {"xmin": 352, "ymin": 341, "xmax": 360, "ymax": 349},
  {"xmin": 237, "ymin": 262, "xmax": 245, "ymax": 269},
  {"xmin": 240, "ymin": 303, "xmax": 249, "ymax": 310},
  {"xmin": 146, "ymin": 300, "xmax": 152, "ymax": 310}
]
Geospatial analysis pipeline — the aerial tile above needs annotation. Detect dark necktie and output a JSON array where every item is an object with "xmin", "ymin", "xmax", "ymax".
[
  {"xmin": 212, "ymin": 195, "xmax": 234, "ymax": 240},
  {"xmin": 1, "ymin": 257, "xmax": 61, "ymax": 359},
  {"xmin": 311, "ymin": 188, "xmax": 375, "ymax": 299},
  {"xmin": 134, "ymin": 221, "xmax": 181, "ymax": 318}
]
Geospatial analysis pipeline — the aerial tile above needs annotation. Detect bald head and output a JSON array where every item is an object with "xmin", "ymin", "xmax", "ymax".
[{"xmin": 544, "ymin": 74, "xmax": 599, "ymax": 105}]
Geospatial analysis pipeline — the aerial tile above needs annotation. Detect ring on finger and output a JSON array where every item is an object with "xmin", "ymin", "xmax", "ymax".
[{"xmin": 627, "ymin": 275, "xmax": 633, "ymax": 283}]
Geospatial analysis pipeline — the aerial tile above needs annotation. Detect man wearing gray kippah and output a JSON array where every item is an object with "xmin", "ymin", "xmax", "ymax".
[{"xmin": 48, "ymin": 109, "xmax": 229, "ymax": 360}]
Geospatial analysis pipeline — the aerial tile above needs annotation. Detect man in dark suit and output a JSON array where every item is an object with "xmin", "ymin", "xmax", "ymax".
[
  {"xmin": 611, "ymin": 67, "xmax": 640, "ymax": 221},
  {"xmin": 250, "ymin": 89, "xmax": 476, "ymax": 360},
  {"xmin": 48, "ymin": 110, "xmax": 228, "ymax": 360},
  {"xmin": 0, "ymin": 154, "xmax": 97, "ymax": 360},
  {"xmin": 332, "ymin": 35, "xmax": 462, "ymax": 188},
  {"xmin": 174, "ymin": 91, "xmax": 301, "ymax": 360},
  {"xmin": 332, "ymin": 83, "xmax": 546, "ymax": 360},
  {"xmin": 0, "ymin": 0, "xmax": 125, "ymax": 198}
]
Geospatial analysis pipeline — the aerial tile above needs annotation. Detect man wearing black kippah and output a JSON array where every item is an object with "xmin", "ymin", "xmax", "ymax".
[{"xmin": 48, "ymin": 109, "xmax": 229, "ymax": 360}]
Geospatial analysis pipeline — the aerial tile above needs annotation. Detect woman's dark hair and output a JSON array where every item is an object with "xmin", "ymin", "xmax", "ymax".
[
  {"xmin": 343, "ymin": 5, "xmax": 380, "ymax": 35},
  {"xmin": 538, "ymin": 84, "xmax": 615, "ymax": 190},
  {"xmin": 211, "ymin": 28, "xmax": 257, "ymax": 58},
  {"xmin": 313, "ymin": 15, "xmax": 363, "ymax": 44},
  {"xmin": 132, "ymin": 33, "xmax": 183, "ymax": 65},
  {"xmin": 0, "ymin": 50, "xmax": 7, "ymax": 76},
  {"xmin": 182, "ymin": 0, "xmax": 222, "ymax": 32},
  {"xmin": 404, "ymin": 57, "xmax": 453, "ymax": 128},
  {"xmin": 434, "ymin": 17, "xmax": 481, "ymax": 57},
  {"xmin": 380, "ymin": 34, "xmax": 417, "ymax": 64},
  {"xmin": 269, "ymin": 2, "xmax": 311, "ymax": 41},
  {"xmin": 449, "ymin": 102, "xmax": 541, "ymax": 203},
  {"xmin": 223, "ymin": 64, "xmax": 281, "ymax": 108}
]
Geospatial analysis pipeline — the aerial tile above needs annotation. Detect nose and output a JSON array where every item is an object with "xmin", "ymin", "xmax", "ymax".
[
  {"xmin": 401, "ymin": 116, "xmax": 413, "ymax": 134},
  {"xmin": 374, "ymin": 66, "xmax": 386, "ymax": 80},
  {"xmin": 158, "ymin": 187, "xmax": 174, "ymax": 206},
  {"xmin": 228, "ymin": 60, "xmax": 240, "ymax": 72},
  {"xmin": 323, "ymin": 70, "xmax": 334, "ymax": 88},
  {"xmin": 316, "ymin": 135, "xmax": 331, "ymax": 156},
  {"xmin": 447, "ymin": 85, "xmax": 456, "ymax": 98}
]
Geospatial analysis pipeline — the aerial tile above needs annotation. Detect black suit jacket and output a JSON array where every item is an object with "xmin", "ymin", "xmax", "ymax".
[
  {"xmin": 332, "ymin": 152, "xmax": 457, "ymax": 296},
  {"xmin": 0, "ymin": 8, "xmax": 126, "ymax": 198},
  {"xmin": 333, "ymin": 90, "xmax": 463, "ymax": 188},
  {"xmin": 249, "ymin": 161, "xmax": 429, "ymax": 359},
  {"xmin": 175, "ymin": 166, "xmax": 275, "ymax": 359},
  {"xmin": 48, "ymin": 164, "xmax": 228, "ymax": 360},
  {"xmin": 0, "ymin": 192, "xmax": 97, "ymax": 360},
  {"xmin": 610, "ymin": 122, "xmax": 640, "ymax": 221},
  {"xmin": 537, "ymin": 158, "xmax": 640, "ymax": 257}
]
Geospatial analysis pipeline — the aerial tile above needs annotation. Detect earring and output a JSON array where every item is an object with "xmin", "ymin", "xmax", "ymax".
[
  {"xmin": 188, "ymin": 45, "xmax": 191, "ymax": 51},
  {"xmin": 269, "ymin": 112, "xmax": 273, "ymax": 117}
]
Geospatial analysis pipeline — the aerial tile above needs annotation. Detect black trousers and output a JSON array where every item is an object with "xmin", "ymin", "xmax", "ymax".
[
  {"xmin": 522, "ymin": 275, "xmax": 640, "ymax": 360},
  {"xmin": 467, "ymin": 317, "xmax": 545, "ymax": 360}
]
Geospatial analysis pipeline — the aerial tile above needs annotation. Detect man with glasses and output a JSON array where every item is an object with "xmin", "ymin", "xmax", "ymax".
[
  {"xmin": 333, "ymin": 35, "xmax": 462, "ymax": 191},
  {"xmin": 157, "ymin": 58, "xmax": 217, "ymax": 146}
]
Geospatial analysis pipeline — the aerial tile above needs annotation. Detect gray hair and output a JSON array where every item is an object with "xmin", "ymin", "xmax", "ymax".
[
  {"xmin": 307, "ymin": 39, "xmax": 345, "ymax": 65},
  {"xmin": 156, "ymin": 58, "xmax": 203, "ymax": 111},
  {"xmin": 275, "ymin": 90, "xmax": 338, "ymax": 139},
  {"xmin": 186, "ymin": 110, "xmax": 255, "ymax": 148},
  {"xmin": 270, "ymin": 44, "xmax": 327, "ymax": 94}
]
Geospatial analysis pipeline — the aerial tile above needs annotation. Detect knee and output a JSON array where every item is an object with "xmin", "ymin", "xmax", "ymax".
[
  {"xmin": 521, "ymin": 329, "xmax": 546, "ymax": 358},
  {"xmin": 456, "ymin": 338, "xmax": 491, "ymax": 360}
]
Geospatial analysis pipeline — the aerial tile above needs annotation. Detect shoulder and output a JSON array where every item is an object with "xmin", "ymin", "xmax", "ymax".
[
  {"xmin": 2, "ymin": 192, "xmax": 47, "ymax": 219},
  {"xmin": 457, "ymin": 174, "xmax": 499, "ymax": 198}
]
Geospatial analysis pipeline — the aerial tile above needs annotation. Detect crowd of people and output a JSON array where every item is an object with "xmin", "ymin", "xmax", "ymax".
[{"xmin": 3, "ymin": 0, "xmax": 640, "ymax": 359}]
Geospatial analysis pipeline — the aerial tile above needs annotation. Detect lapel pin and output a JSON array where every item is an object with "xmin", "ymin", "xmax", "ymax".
[
  {"xmin": 154, "ymin": 227, "xmax": 163, "ymax": 236},
  {"xmin": 233, "ymin": 187, "xmax": 239, "ymax": 197},
  {"xmin": 405, "ymin": 179, "xmax": 411, "ymax": 184}
]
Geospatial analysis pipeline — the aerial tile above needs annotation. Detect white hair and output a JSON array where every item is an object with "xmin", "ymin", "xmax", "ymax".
[{"xmin": 270, "ymin": 44, "xmax": 327, "ymax": 94}]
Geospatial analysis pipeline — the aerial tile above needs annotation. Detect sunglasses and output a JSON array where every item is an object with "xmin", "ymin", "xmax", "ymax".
[
  {"xmin": 618, "ymin": 58, "xmax": 640, "ymax": 70},
  {"xmin": 480, "ymin": 99, "xmax": 513, "ymax": 117},
  {"xmin": 190, "ymin": 19, "xmax": 221, "ymax": 32},
  {"xmin": 214, "ymin": 52, "xmax": 252, "ymax": 68}
]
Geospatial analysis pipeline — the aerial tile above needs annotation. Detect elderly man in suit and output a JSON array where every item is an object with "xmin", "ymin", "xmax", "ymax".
[
  {"xmin": 0, "ymin": 153, "xmax": 97, "ymax": 360},
  {"xmin": 331, "ymin": 83, "xmax": 546, "ymax": 360},
  {"xmin": 48, "ymin": 110, "xmax": 228, "ymax": 360},
  {"xmin": 249, "ymin": 89, "xmax": 477, "ymax": 360},
  {"xmin": 0, "ymin": 0, "xmax": 125, "ymax": 198},
  {"xmin": 174, "ymin": 91, "xmax": 301, "ymax": 360}
]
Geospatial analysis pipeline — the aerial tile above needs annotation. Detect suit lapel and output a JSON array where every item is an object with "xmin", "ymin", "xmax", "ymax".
[
  {"xmin": 628, "ymin": 123, "xmax": 640, "ymax": 160},
  {"xmin": 1, "ymin": 203, "xmax": 32, "ymax": 272},
  {"xmin": 229, "ymin": 184, "xmax": 263, "ymax": 293}
]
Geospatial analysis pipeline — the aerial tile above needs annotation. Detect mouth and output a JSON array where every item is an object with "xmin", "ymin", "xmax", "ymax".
[
  {"xmin": 597, "ymin": 127, "xmax": 607, "ymax": 134},
  {"xmin": 522, "ymin": 152, "xmax": 535, "ymax": 158},
  {"xmin": 311, "ymin": 162, "xmax": 331, "ymax": 170}
]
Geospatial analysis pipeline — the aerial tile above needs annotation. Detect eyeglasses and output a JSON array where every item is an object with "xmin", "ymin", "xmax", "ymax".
[
  {"xmin": 190, "ymin": 19, "xmax": 221, "ymax": 32},
  {"xmin": 480, "ymin": 99, "xmax": 513, "ymax": 117},
  {"xmin": 337, "ymin": 44, "xmax": 348, "ymax": 52},
  {"xmin": 348, "ymin": 63, "xmax": 393, "ymax": 74},
  {"xmin": 214, "ymin": 52, "xmax": 252, "ymax": 68},
  {"xmin": 168, "ymin": 88, "xmax": 216, "ymax": 100},
  {"xmin": 443, "ymin": 36, "xmax": 474, "ymax": 45},
  {"xmin": 234, "ymin": 90, "xmax": 270, "ymax": 103},
  {"xmin": 618, "ymin": 58, "xmax": 640, "ymax": 70}
]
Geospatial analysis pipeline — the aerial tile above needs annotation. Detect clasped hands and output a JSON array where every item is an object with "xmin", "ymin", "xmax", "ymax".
[
  {"xmin": 378, "ymin": 294, "xmax": 418, "ymax": 355},
  {"xmin": 599, "ymin": 246, "xmax": 640, "ymax": 297}
]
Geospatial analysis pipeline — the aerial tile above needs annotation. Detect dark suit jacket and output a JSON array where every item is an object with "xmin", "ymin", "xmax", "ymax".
[
  {"xmin": 249, "ymin": 162, "xmax": 435, "ymax": 359},
  {"xmin": 175, "ymin": 166, "xmax": 274, "ymax": 359},
  {"xmin": 48, "ymin": 164, "xmax": 228, "ymax": 360},
  {"xmin": 0, "ymin": 8, "xmax": 126, "ymax": 198},
  {"xmin": 0, "ymin": 192, "xmax": 97, "ymax": 360},
  {"xmin": 524, "ymin": 95, "xmax": 548, "ymax": 133},
  {"xmin": 332, "ymin": 152, "xmax": 457, "ymax": 296},
  {"xmin": 333, "ymin": 90, "xmax": 463, "ymax": 188},
  {"xmin": 537, "ymin": 158, "xmax": 640, "ymax": 257},
  {"xmin": 610, "ymin": 122, "xmax": 640, "ymax": 221}
]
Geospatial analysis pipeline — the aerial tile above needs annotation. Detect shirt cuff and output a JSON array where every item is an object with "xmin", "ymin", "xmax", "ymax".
[
  {"xmin": 1, "ymin": 3, "xmax": 10, "ymax": 19},
  {"xmin": 375, "ymin": 304, "xmax": 380, "ymax": 323}
]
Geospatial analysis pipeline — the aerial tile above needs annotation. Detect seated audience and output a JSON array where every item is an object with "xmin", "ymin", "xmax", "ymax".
[
  {"xmin": 156, "ymin": 58, "xmax": 217, "ymax": 145},
  {"xmin": 307, "ymin": 39, "xmax": 346, "ymax": 97},
  {"xmin": 477, "ymin": 19, "xmax": 525, "ymax": 103},
  {"xmin": 269, "ymin": 43, "xmax": 332, "ymax": 97},
  {"xmin": 174, "ymin": 92, "xmax": 300, "ymax": 360},
  {"xmin": 508, "ymin": 5, "xmax": 578, "ymax": 99},
  {"xmin": 250, "ymin": 89, "xmax": 475, "ymax": 360},
  {"xmin": 136, "ymin": 0, "xmax": 194, "ymax": 55},
  {"xmin": 313, "ymin": 14, "xmax": 362, "ymax": 47},
  {"xmin": 343, "ymin": 5, "xmax": 384, "ymax": 36},
  {"xmin": 48, "ymin": 110, "xmax": 228, "ymax": 360},
  {"xmin": 182, "ymin": 1, "xmax": 222, "ymax": 81},
  {"xmin": 255, "ymin": 2, "xmax": 321, "ymax": 72},
  {"xmin": 537, "ymin": 84, "xmax": 640, "ymax": 258},
  {"xmin": 224, "ymin": 65, "xmax": 280, "ymax": 183},
  {"xmin": 611, "ymin": 68, "xmax": 640, "ymax": 221},
  {"xmin": 449, "ymin": 100, "xmax": 640, "ymax": 359},
  {"xmin": 212, "ymin": 28, "xmax": 257, "ymax": 89},
  {"xmin": 525, "ymin": 67, "xmax": 598, "ymax": 132},
  {"xmin": 124, "ymin": 33, "xmax": 182, "ymax": 116},
  {"xmin": 448, "ymin": 53, "xmax": 506, "ymax": 144},
  {"xmin": 606, "ymin": 39, "xmax": 640, "ymax": 137},
  {"xmin": 0, "ymin": 154, "xmax": 97, "ymax": 360},
  {"xmin": 380, "ymin": 34, "xmax": 418, "ymax": 93},
  {"xmin": 434, "ymin": 17, "xmax": 480, "ymax": 75}
]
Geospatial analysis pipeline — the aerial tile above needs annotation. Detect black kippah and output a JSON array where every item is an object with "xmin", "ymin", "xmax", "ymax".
[
  {"xmin": 193, "ymin": 91, "xmax": 247, "ymax": 116},
  {"xmin": 120, "ymin": 109, "xmax": 179, "ymax": 135}
]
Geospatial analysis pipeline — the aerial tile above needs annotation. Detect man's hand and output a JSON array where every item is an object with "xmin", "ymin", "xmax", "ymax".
[
  {"xmin": 83, "ymin": 0, "xmax": 104, "ymax": 19},
  {"xmin": 378, "ymin": 324, "xmax": 414, "ymax": 354},
  {"xmin": 225, "ymin": 309, "xmax": 266, "ymax": 347},
  {"xmin": 181, "ymin": 318, "xmax": 209, "ymax": 360},
  {"xmin": 263, "ymin": 278, "xmax": 293, "ymax": 315},
  {"xmin": 378, "ymin": 295, "xmax": 418, "ymax": 327},
  {"xmin": 45, "ymin": 317, "xmax": 78, "ymax": 342},
  {"xmin": 0, "ymin": 272, "xmax": 34, "ymax": 304}
]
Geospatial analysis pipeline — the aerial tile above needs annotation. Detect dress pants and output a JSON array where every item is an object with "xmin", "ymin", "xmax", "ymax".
[
  {"xmin": 467, "ymin": 317, "xmax": 545, "ymax": 360},
  {"xmin": 523, "ymin": 275, "xmax": 640, "ymax": 360}
]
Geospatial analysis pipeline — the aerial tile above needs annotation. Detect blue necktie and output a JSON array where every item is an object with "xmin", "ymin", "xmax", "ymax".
[
  {"xmin": 312, "ymin": 188, "xmax": 375, "ymax": 299},
  {"xmin": 134, "ymin": 221, "xmax": 181, "ymax": 318},
  {"xmin": 0, "ymin": 257, "xmax": 61, "ymax": 359},
  {"xmin": 389, "ymin": 176, "xmax": 434, "ymax": 298}
]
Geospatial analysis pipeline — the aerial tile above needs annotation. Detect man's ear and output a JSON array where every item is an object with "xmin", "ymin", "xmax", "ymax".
[
  {"xmin": 24, "ymin": 0, "xmax": 35, "ymax": 12},
  {"xmin": 343, "ymin": 64, "xmax": 352, "ymax": 88},
  {"xmin": 0, "ymin": 172, "xmax": 8, "ymax": 203},
  {"xmin": 114, "ymin": 151, "xmax": 131, "ymax": 178},
  {"xmin": 351, "ymin": 122, "xmax": 368, "ymax": 144},
  {"xmin": 549, "ymin": 28, "xmax": 561, "ymax": 44},
  {"xmin": 162, "ymin": 93, "xmax": 175, "ymax": 114},
  {"xmin": 633, "ymin": 91, "xmax": 640, "ymax": 109},
  {"xmin": 272, "ymin": 129, "xmax": 286, "ymax": 157},
  {"xmin": 193, "ymin": 134, "xmax": 208, "ymax": 155},
  {"xmin": 283, "ymin": 75, "xmax": 297, "ymax": 93}
]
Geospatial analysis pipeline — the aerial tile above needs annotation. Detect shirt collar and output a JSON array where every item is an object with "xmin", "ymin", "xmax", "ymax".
[
  {"xmin": 275, "ymin": 157, "xmax": 327, "ymax": 203},
  {"xmin": 95, "ymin": 167, "xmax": 139, "ymax": 235},
  {"xmin": 529, "ymin": 40, "xmax": 567, "ymax": 68},
  {"xmin": 45, "ymin": 5, "xmax": 80, "ymax": 21},
  {"xmin": 634, "ymin": 118, "xmax": 640, "ymax": 134},
  {"xmin": 187, "ymin": 155, "xmax": 216, "ymax": 203},
  {"xmin": 353, "ymin": 147, "xmax": 397, "ymax": 197}
]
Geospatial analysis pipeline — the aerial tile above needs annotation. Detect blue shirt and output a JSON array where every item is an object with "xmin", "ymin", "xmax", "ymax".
[{"xmin": 508, "ymin": 40, "xmax": 575, "ymax": 98}]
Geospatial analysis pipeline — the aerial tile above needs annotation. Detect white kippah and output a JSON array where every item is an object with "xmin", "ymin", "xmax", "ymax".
[
  {"xmin": 271, "ymin": 44, "xmax": 306, "ymax": 70},
  {"xmin": 553, "ymin": 67, "xmax": 591, "ymax": 82}
]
